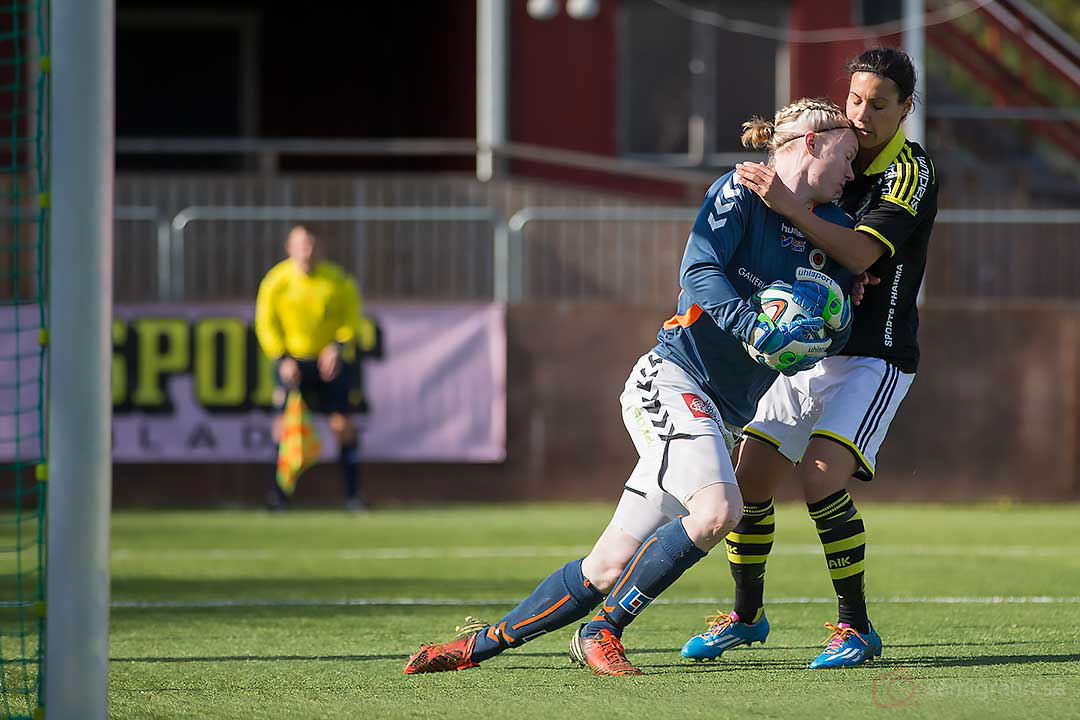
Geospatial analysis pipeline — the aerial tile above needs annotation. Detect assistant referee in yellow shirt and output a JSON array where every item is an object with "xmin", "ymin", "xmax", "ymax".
[{"xmin": 255, "ymin": 225, "xmax": 375, "ymax": 510}]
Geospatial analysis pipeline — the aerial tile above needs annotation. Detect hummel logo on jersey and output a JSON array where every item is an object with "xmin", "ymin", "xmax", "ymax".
[
  {"xmin": 828, "ymin": 556, "xmax": 853, "ymax": 569},
  {"xmin": 708, "ymin": 182, "xmax": 739, "ymax": 231},
  {"xmin": 781, "ymin": 222, "xmax": 806, "ymax": 238}
]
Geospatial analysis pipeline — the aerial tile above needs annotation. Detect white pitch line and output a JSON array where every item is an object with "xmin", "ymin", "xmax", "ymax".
[
  {"xmin": 101, "ymin": 595, "xmax": 1080, "ymax": 609},
  {"xmin": 2, "ymin": 595, "xmax": 1078, "ymax": 610},
  {"xmin": 108, "ymin": 544, "xmax": 1080, "ymax": 561}
]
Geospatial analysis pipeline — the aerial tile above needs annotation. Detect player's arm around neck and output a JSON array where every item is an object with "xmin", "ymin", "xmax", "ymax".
[
  {"xmin": 776, "ymin": 204, "xmax": 883, "ymax": 275},
  {"xmin": 734, "ymin": 162, "xmax": 883, "ymax": 274}
]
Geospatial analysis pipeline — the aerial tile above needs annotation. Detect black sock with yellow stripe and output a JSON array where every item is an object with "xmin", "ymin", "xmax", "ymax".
[
  {"xmin": 726, "ymin": 498, "xmax": 774, "ymax": 624},
  {"xmin": 808, "ymin": 489, "xmax": 868, "ymax": 633}
]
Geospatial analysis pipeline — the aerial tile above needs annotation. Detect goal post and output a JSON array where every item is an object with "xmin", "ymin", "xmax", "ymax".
[{"xmin": 45, "ymin": 0, "xmax": 113, "ymax": 717}]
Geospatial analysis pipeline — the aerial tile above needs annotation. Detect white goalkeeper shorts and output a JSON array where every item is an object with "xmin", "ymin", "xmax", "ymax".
[
  {"xmin": 745, "ymin": 355, "xmax": 914, "ymax": 481},
  {"xmin": 613, "ymin": 352, "xmax": 742, "ymax": 541}
]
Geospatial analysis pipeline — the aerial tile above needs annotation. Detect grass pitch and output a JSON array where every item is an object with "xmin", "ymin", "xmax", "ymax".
[{"xmin": 107, "ymin": 503, "xmax": 1080, "ymax": 719}]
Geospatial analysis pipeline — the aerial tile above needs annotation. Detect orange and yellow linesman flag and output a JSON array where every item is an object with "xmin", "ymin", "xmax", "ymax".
[{"xmin": 276, "ymin": 390, "xmax": 321, "ymax": 496}]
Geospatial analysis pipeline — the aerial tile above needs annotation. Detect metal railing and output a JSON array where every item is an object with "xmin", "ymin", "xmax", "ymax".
[
  {"xmin": 106, "ymin": 200, "xmax": 1080, "ymax": 305},
  {"xmin": 114, "ymin": 205, "xmax": 170, "ymax": 300},
  {"xmin": 168, "ymin": 206, "xmax": 506, "ymax": 302},
  {"xmin": 506, "ymin": 207, "xmax": 695, "ymax": 304}
]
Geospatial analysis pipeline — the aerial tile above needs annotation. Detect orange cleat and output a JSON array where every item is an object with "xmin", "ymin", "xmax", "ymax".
[
  {"xmin": 403, "ymin": 634, "xmax": 479, "ymax": 675},
  {"xmin": 578, "ymin": 628, "xmax": 643, "ymax": 676},
  {"xmin": 403, "ymin": 617, "xmax": 487, "ymax": 675}
]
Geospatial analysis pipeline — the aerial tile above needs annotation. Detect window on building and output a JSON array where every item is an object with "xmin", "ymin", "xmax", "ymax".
[{"xmin": 617, "ymin": 0, "xmax": 788, "ymax": 167}]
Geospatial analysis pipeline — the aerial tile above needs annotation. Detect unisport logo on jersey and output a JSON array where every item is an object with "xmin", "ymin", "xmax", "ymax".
[{"xmin": 794, "ymin": 267, "xmax": 851, "ymax": 332}]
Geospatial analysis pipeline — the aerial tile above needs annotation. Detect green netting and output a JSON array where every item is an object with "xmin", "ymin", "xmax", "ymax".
[{"xmin": 0, "ymin": 1, "xmax": 46, "ymax": 718}]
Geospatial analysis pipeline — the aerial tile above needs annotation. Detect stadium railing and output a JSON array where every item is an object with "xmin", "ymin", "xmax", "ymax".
[{"xmin": 105, "ymin": 197, "xmax": 1080, "ymax": 307}]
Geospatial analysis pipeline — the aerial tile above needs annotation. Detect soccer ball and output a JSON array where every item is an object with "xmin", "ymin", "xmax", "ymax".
[{"xmin": 743, "ymin": 281, "xmax": 826, "ymax": 370}]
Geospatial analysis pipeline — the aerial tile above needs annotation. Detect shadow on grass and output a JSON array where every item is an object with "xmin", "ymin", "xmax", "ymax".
[
  {"xmin": 111, "ymin": 653, "xmax": 409, "ymax": 663},
  {"xmin": 771, "ymin": 640, "xmax": 1050, "ymax": 651},
  {"xmin": 110, "ymin": 647, "xmax": 690, "ymax": 665},
  {"xmin": 111, "ymin": 576, "xmax": 540, "ymax": 603},
  {"xmin": 110, "ymin": 647, "xmax": 1080, "ymax": 671},
  {"xmin": 880, "ymin": 653, "xmax": 1080, "ymax": 669}
]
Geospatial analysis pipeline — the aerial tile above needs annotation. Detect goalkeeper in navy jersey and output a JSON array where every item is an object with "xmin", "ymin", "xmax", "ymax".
[
  {"xmin": 403, "ymin": 98, "xmax": 860, "ymax": 677},
  {"xmin": 681, "ymin": 48, "xmax": 939, "ymax": 670}
]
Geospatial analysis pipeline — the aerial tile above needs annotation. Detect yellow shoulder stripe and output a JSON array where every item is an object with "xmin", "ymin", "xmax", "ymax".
[
  {"xmin": 880, "ymin": 194, "xmax": 918, "ymax": 217},
  {"xmin": 888, "ymin": 147, "xmax": 920, "ymax": 208},
  {"xmin": 898, "ymin": 148, "xmax": 919, "ymax": 203},
  {"xmin": 887, "ymin": 149, "xmax": 906, "ymax": 200}
]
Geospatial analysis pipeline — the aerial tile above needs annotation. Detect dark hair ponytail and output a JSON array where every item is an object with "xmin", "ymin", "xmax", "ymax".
[{"xmin": 846, "ymin": 47, "xmax": 917, "ymax": 101}]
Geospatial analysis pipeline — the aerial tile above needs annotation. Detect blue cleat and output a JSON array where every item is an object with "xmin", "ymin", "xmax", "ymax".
[
  {"xmin": 809, "ymin": 622, "xmax": 882, "ymax": 668},
  {"xmin": 680, "ymin": 610, "xmax": 769, "ymax": 661}
]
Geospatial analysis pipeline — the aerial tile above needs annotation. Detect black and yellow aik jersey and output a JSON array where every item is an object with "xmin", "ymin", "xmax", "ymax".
[{"xmin": 837, "ymin": 127, "xmax": 938, "ymax": 373}]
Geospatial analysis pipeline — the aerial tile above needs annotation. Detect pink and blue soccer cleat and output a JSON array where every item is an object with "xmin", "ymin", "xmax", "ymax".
[
  {"xmin": 809, "ymin": 622, "xmax": 882, "ymax": 668},
  {"xmin": 680, "ymin": 610, "xmax": 770, "ymax": 661}
]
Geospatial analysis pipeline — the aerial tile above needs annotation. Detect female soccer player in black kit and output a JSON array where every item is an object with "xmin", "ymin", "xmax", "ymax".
[{"xmin": 681, "ymin": 47, "xmax": 939, "ymax": 669}]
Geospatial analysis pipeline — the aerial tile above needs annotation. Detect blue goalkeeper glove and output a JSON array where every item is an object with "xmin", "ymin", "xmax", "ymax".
[
  {"xmin": 747, "ymin": 313, "xmax": 830, "ymax": 375},
  {"xmin": 792, "ymin": 267, "xmax": 852, "ymax": 334}
]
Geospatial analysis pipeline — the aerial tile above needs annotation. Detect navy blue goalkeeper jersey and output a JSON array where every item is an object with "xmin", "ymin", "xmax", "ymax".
[{"xmin": 652, "ymin": 171, "xmax": 854, "ymax": 427}]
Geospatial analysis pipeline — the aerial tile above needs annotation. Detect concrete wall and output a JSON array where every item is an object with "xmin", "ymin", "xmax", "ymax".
[{"xmin": 112, "ymin": 301, "xmax": 1080, "ymax": 507}]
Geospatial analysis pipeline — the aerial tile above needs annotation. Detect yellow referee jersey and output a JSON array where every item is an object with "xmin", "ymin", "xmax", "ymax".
[{"xmin": 254, "ymin": 259, "xmax": 374, "ymax": 361}]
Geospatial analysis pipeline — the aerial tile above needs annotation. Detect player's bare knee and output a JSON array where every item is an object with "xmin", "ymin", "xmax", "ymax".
[
  {"xmin": 581, "ymin": 526, "xmax": 640, "ymax": 593},
  {"xmin": 735, "ymin": 437, "xmax": 790, "ymax": 502},
  {"xmin": 683, "ymin": 486, "xmax": 743, "ymax": 549},
  {"xmin": 798, "ymin": 438, "xmax": 858, "ymax": 502},
  {"xmin": 580, "ymin": 553, "xmax": 627, "ymax": 593},
  {"xmin": 582, "ymin": 545, "xmax": 633, "ymax": 592}
]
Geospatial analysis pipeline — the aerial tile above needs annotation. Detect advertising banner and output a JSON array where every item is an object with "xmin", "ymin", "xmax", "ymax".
[{"xmin": 0, "ymin": 303, "xmax": 506, "ymax": 462}]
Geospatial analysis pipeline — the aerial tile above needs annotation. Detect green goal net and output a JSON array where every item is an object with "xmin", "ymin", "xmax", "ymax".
[{"xmin": 0, "ymin": 0, "xmax": 47, "ymax": 718}]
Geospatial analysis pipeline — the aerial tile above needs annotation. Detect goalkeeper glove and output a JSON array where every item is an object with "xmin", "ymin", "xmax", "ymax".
[
  {"xmin": 747, "ymin": 313, "xmax": 830, "ymax": 375},
  {"xmin": 793, "ymin": 267, "xmax": 851, "ymax": 333}
]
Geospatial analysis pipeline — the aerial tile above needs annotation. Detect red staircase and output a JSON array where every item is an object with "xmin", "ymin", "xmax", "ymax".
[{"xmin": 926, "ymin": 0, "xmax": 1080, "ymax": 162}]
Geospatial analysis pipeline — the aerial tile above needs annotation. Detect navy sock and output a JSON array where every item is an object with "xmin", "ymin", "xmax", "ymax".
[
  {"xmin": 471, "ymin": 558, "xmax": 604, "ymax": 662},
  {"xmin": 583, "ymin": 518, "xmax": 707, "ymax": 639},
  {"xmin": 339, "ymin": 442, "xmax": 359, "ymax": 501}
]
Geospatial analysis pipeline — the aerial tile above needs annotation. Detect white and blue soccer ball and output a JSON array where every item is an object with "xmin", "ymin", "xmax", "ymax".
[{"xmin": 743, "ymin": 281, "xmax": 827, "ymax": 371}]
